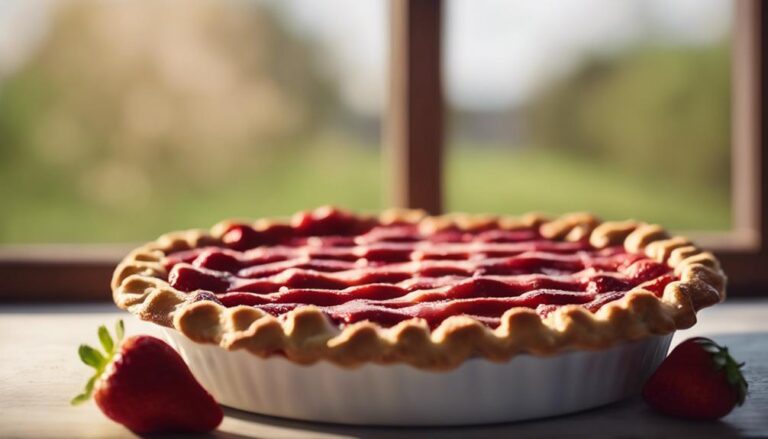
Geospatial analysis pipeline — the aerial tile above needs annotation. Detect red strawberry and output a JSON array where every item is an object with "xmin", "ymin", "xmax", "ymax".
[
  {"xmin": 72, "ymin": 321, "xmax": 223, "ymax": 434},
  {"xmin": 642, "ymin": 337, "xmax": 748, "ymax": 420}
]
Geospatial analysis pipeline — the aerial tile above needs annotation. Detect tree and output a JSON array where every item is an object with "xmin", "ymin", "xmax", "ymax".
[
  {"xmin": 0, "ymin": 0, "xmax": 339, "ymax": 208},
  {"xmin": 526, "ymin": 43, "xmax": 730, "ymax": 190}
]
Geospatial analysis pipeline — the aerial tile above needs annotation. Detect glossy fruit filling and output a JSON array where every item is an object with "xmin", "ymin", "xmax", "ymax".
[{"xmin": 164, "ymin": 209, "xmax": 676, "ymax": 329}]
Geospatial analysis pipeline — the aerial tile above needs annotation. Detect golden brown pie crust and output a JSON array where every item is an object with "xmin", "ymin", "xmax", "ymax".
[{"xmin": 112, "ymin": 209, "xmax": 725, "ymax": 370}]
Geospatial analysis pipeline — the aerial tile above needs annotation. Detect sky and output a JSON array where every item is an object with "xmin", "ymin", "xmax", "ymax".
[
  {"xmin": 276, "ymin": 0, "xmax": 731, "ymax": 113},
  {"xmin": 0, "ymin": 0, "xmax": 732, "ymax": 114}
]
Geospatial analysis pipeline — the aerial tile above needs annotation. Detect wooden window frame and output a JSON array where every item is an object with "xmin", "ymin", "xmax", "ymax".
[{"xmin": 0, "ymin": 0, "xmax": 765, "ymax": 301}]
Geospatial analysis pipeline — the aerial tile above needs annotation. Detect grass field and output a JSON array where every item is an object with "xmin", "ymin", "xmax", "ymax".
[
  {"xmin": 1, "ymin": 141, "xmax": 730, "ymax": 243},
  {"xmin": 446, "ymin": 146, "xmax": 730, "ymax": 230}
]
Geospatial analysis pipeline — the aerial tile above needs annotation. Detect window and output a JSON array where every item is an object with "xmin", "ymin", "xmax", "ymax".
[
  {"xmin": 445, "ymin": 0, "xmax": 732, "ymax": 232},
  {"xmin": 1, "ymin": 0, "xmax": 765, "ymax": 299}
]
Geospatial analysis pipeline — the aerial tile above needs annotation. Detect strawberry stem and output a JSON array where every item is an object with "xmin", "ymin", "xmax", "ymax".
[{"xmin": 71, "ymin": 320, "xmax": 123, "ymax": 406}]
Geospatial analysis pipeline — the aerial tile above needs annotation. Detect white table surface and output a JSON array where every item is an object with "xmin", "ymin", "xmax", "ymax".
[{"xmin": 1, "ymin": 299, "xmax": 766, "ymax": 438}]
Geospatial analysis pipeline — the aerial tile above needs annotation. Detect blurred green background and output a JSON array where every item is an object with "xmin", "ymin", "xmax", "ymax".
[{"xmin": 0, "ymin": 0, "xmax": 731, "ymax": 243}]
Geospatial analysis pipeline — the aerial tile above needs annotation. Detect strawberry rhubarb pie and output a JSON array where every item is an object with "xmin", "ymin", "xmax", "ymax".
[{"xmin": 112, "ymin": 207, "xmax": 725, "ymax": 425}]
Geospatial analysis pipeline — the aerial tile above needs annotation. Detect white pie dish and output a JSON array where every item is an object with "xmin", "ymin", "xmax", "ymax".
[{"xmin": 163, "ymin": 329, "xmax": 672, "ymax": 426}]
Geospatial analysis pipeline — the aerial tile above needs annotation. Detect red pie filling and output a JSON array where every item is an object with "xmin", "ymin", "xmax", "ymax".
[{"xmin": 164, "ymin": 209, "xmax": 677, "ymax": 329}]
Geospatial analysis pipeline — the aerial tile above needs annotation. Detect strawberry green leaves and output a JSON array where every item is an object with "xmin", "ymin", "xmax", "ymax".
[
  {"xmin": 98, "ymin": 326, "xmax": 114, "ymax": 353},
  {"xmin": 72, "ymin": 320, "xmax": 125, "ymax": 406},
  {"xmin": 71, "ymin": 376, "xmax": 99, "ymax": 406},
  {"xmin": 115, "ymin": 319, "xmax": 125, "ymax": 342},
  {"xmin": 695, "ymin": 338, "xmax": 749, "ymax": 406},
  {"xmin": 78, "ymin": 345, "xmax": 106, "ymax": 369}
]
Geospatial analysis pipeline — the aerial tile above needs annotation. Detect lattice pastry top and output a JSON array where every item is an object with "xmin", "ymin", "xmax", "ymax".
[{"xmin": 112, "ymin": 207, "xmax": 725, "ymax": 370}]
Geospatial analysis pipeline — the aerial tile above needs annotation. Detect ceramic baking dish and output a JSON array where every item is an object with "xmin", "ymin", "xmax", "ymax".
[{"xmin": 163, "ymin": 329, "xmax": 671, "ymax": 426}]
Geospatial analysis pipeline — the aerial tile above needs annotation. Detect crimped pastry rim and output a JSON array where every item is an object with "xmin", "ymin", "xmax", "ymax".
[{"xmin": 112, "ymin": 208, "xmax": 726, "ymax": 370}]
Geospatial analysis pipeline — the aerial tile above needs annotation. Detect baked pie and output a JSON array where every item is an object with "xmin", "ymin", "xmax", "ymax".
[{"xmin": 112, "ymin": 207, "xmax": 725, "ymax": 370}]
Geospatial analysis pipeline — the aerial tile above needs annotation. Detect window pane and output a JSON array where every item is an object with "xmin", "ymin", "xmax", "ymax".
[
  {"xmin": 445, "ymin": 0, "xmax": 731, "ymax": 230},
  {"xmin": 0, "ymin": 0, "xmax": 386, "ymax": 243}
]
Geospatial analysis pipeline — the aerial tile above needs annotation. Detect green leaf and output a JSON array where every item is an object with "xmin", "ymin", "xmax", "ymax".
[
  {"xmin": 73, "ymin": 322, "xmax": 123, "ymax": 408},
  {"xmin": 78, "ymin": 344, "xmax": 105, "ymax": 369},
  {"xmin": 70, "ymin": 392, "xmax": 90, "ymax": 406},
  {"xmin": 115, "ymin": 320, "xmax": 125, "ymax": 344},
  {"xmin": 97, "ymin": 325, "xmax": 114, "ymax": 354},
  {"xmin": 70, "ymin": 375, "xmax": 98, "ymax": 406}
]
